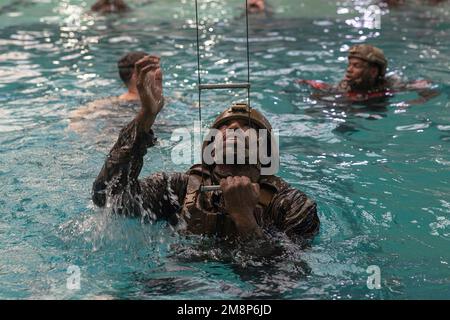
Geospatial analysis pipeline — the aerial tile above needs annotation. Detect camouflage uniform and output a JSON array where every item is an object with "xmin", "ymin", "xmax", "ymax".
[{"xmin": 92, "ymin": 105, "xmax": 320, "ymax": 242}]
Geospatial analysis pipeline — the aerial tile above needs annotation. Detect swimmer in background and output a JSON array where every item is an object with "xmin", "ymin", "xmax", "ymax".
[
  {"xmin": 91, "ymin": 0, "xmax": 130, "ymax": 14},
  {"xmin": 296, "ymin": 44, "xmax": 439, "ymax": 106},
  {"xmin": 69, "ymin": 51, "xmax": 161, "ymax": 133},
  {"xmin": 240, "ymin": 0, "xmax": 273, "ymax": 18},
  {"xmin": 116, "ymin": 51, "xmax": 148, "ymax": 102},
  {"xmin": 247, "ymin": 0, "xmax": 266, "ymax": 14}
]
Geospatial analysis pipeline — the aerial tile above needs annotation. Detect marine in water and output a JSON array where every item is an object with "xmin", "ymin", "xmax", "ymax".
[
  {"xmin": 297, "ymin": 44, "xmax": 439, "ymax": 105},
  {"xmin": 92, "ymin": 55, "xmax": 320, "ymax": 245}
]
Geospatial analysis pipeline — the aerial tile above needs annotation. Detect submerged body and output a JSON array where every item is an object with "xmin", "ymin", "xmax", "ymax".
[{"xmin": 68, "ymin": 97, "xmax": 139, "ymax": 135}]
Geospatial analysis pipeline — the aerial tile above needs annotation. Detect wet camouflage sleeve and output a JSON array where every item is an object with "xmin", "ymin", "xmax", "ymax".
[
  {"xmin": 269, "ymin": 187, "xmax": 320, "ymax": 241},
  {"xmin": 92, "ymin": 118, "xmax": 188, "ymax": 223}
]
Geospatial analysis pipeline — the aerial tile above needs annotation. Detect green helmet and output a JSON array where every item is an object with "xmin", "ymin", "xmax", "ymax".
[
  {"xmin": 202, "ymin": 103, "xmax": 276, "ymax": 167},
  {"xmin": 348, "ymin": 44, "xmax": 388, "ymax": 77},
  {"xmin": 210, "ymin": 103, "xmax": 272, "ymax": 132}
]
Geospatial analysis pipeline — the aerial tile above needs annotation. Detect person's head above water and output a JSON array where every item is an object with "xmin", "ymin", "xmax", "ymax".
[
  {"xmin": 117, "ymin": 51, "xmax": 149, "ymax": 101},
  {"xmin": 247, "ymin": 0, "xmax": 266, "ymax": 14},
  {"xmin": 91, "ymin": 0, "xmax": 130, "ymax": 14},
  {"xmin": 343, "ymin": 44, "xmax": 388, "ymax": 92},
  {"xmin": 203, "ymin": 103, "xmax": 276, "ymax": 183}
]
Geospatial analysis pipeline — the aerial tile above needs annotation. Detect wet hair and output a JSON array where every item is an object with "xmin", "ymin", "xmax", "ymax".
[
  {"xmin": 117, "ymin": 51, "xmax": 147, "ymax": 86},
  {"xmin": 91, "ymin": 0, "xmax": 129, "ymax": 13}
]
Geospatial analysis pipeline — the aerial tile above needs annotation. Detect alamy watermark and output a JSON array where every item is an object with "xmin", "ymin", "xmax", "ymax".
[
  {"xmin": 66, "ymin": 265, "xmax": 81, "ymax": 290},
  {"xmin": 363, "ymin": 5, "xmax": 382, "ymax": 30},
  {"xmin": 345, "ymin": 5, "xmax": 382, "ymax": 30},
  {"xmin": 170, "ymin": 121, "xmax": 280, "ymax": 175},
  {"xmin": 366, "ymin": 265, "xmax": 381, "ymax": 290}
]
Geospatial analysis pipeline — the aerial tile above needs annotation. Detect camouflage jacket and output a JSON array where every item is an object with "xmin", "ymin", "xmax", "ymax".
[{"xmin": 92, "ymin": 118, "xmax": 320, "ymax": 241}]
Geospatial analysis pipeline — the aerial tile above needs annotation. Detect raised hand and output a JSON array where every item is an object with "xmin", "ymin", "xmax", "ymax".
[{"xmin": 135, "ymin": 55, "xmax": 164, "ymax": 130}]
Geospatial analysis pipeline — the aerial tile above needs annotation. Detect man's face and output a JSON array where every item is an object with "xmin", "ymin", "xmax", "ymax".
[
  {"xmin": 344, "ymin": 57, "xmax": 379, "ymax": 90},
  {"xmin": 213, "ymin": 119, "xmax": 261, "ymax": 181},
  {"xmin": 218, "ymin": 119, "xmax": 251, "ymax": 141},
  {"xmin": 216, "ymin": 119, "xmax": 255, "ymax": 164}
]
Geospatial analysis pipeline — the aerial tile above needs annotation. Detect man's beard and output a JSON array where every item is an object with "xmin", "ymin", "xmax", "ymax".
[
  {"xmin": 212, "ymin": 163, "xmax": 261, "ymax": 184},
  {"xmin": 215, "ymin": 143, "xmax": 254, "ymax": 165},
  {"xmin": 347, "ymin": 73, "xmax": 376, "ymax": 92},
  {"xmin": 210, "ymin": 140, "xmax": 261, "ymax": 182}
]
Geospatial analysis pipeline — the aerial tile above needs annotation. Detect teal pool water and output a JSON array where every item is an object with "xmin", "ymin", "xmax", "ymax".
[{"xmin": 0, "ymin": 0, "xmax": 449, "ymax": 299}]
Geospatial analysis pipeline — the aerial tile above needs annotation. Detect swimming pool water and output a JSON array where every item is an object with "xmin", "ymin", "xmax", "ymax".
[{"xmin": 0, "ymin": 0, "xmax": 449, "ymax": 299}]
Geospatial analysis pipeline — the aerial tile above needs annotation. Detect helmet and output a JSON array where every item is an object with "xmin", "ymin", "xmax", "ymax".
[
  {"xmin": 348, "ymin": 44, "xmax": 387, "ymax": 77},
  {"xmin": 201, "ymin": 103, "xmax": 276, "ymax": 169},
  {"xmin": 210, "ymin": 103, "xmax": 272, "ymax": 132}
]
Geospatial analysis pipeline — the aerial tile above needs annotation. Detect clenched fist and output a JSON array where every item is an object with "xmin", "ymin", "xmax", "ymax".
[{"xmin": 220, "ymin": 176, "xmax": 263, "ymax": 238}]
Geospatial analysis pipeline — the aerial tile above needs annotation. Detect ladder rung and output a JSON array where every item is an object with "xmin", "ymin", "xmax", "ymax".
[
  {"xmin": 200, "ymin": 185, "xmax": 221, "ymax": 192},
  {"xmin": 199, "ymin": 83, "xmax": 250, "ymax": 90}
]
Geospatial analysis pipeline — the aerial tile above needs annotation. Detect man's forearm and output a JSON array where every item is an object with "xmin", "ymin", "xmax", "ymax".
[
  {"xmin": 136, "ymin": 109, "xmax": 157, "ymax": 133},
  {"xmin": 92, "ymin": 117, "xmax": 156, "ymax": 208}
]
